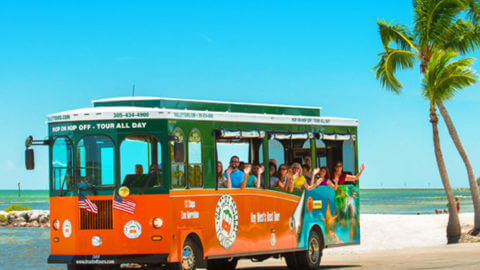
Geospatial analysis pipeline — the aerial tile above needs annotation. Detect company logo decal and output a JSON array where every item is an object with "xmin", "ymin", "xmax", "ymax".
[
  {"xmin": 215, "ymin": 195, "xmax": 239, "ymax": 250},
  {"xmin": 62, "ymin": 219, "xmax": 72, "ymax": 238},
  {"xmin": 123, "ymin": 220, "xmax": 142, "ymax": 239}
]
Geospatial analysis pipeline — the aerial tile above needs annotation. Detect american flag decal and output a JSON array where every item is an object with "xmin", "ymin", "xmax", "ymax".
[
  {"xmin": 78, "ymin": 194, "xmax": 98, "ymax": 214},
  {"xmin": 113, "ymin": 193, "xmax": 136, "ymax": 214}
]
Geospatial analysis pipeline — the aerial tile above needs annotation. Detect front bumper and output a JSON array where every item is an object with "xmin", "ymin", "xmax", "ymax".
[{"xmin": 48, "ymin": 254, "xmax": 169, "ymax": 265}]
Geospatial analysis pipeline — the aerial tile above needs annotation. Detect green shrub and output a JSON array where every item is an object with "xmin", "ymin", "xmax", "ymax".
[
  {"xmin": 3, "ymin": 204, "xmax": 32, "ymax": 212},
  {"xmin": 0, "ymin": 215, "xmax": 7, "ymax": 222}
]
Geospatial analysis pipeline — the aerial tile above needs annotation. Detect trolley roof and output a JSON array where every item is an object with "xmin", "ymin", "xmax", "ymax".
[
  {"xmin": 93, "ymin": 96, "xmax": 322, "ymax": 117},
  {"xmin": 47, "ymin": 97, "xmax": 358, "ymax": 127}
]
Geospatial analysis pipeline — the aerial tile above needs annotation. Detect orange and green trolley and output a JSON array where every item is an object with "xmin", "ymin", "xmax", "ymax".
[{"xmin": 25, "ymin": 97, "xmax": 360, "ymax": 270}]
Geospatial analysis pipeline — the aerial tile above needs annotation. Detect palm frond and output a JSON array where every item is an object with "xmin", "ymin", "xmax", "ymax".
[
  {"xmin": 438, "ymin": 19, "xmax": 480, "ymax": 53},
  {"xmin": 414, "ymin": 0, "xmax": 468, "ymax": 48},
  {"xmin": 422, "ymin": 50, "xmax": 477, "ymax": 103},
  {"xmin": 377, "ymin": 19, "xmax": 418, "ymax": 53},
  {"xmin": 373, "ymin": 49, "xmax": 417, "ymax": 93},
  {"xmin": 465, "ymin": 0, "xmax": 480, "ymax": 26}
]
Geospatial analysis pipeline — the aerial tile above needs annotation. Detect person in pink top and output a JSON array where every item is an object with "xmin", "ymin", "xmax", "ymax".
[{"xmin": 331, "ymin": 162, "xmax": 365, "ymax": 185}]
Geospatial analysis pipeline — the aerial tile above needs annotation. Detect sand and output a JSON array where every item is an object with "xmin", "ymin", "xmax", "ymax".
[{"xmin": 324, "ymin": 213, "xmax": 475, "ymax": 255}]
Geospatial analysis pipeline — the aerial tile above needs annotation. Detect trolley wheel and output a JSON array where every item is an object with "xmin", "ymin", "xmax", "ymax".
[
  {"xmin": 295, "ymin": 230, "xmax": 323, "ymax": 270},
  {"xmin": 168, "ymin": 237, "xmax": 203, "ymax": 270},
  {"xmin": 284, "ymin": 252, "xmax": 299, "ymax": 270},
  {"xmin": 206, "ymin": 258, "xmax": 238, "ymax": 270}
]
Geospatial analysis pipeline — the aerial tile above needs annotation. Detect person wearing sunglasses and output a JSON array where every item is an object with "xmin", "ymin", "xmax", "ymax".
[
  {"xmin": 224, "ymin": 156, "xmax": 246, "ymax": 188},
  {"xmin": 331, "ymin": 162, "xmax": 365, "ymax": 185},
  {"xmin": 276, "ymin": 164, "xmax": 293, "ymax": 192},
  {"xmin": 291, "ymin": 162, "xmax": 307, "ymax": 191}
]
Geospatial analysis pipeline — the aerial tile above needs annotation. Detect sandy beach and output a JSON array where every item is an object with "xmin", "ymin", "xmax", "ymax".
[
  {"xmin": 324, "ymin": 213, "xmax": 476, "ymax": 255},
  {"xmin": 236, "ymin": 213, "xmax": 480, "ymax": 269}
]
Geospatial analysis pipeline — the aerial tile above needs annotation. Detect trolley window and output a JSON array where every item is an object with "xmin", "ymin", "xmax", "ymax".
[
  {"xmin": 188, "ymin": 129, "xmax": 203, "ymax": 188},
  {"xmin": 76, "ymin": 135, "xmax": 115, "ymax": 187},
  {"xmin": 120, "ymin": 134, "xmax": 163, "ymax": 189},
  {"xmin": 52, "ymin": 137, "xmax": 73, "ymax": 191},
  {"xmin": 170, "ymin": 128, "xmax": 186, "ymax": 188}
]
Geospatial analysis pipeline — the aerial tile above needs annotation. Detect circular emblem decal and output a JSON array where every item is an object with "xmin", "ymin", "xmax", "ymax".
[
  {"xmin": 124, "ymin": 220, "xmax": 142, "ymax": 239},
  {"xmin": 62, "ymin": 219, "xmax": 72, "ymax": 238},
  {"xmin": 214, "ymin": 195, "xmax": 239, "ymax": 250}
]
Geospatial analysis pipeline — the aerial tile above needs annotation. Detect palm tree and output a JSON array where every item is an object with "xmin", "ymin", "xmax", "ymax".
[
  {"xmin": 437, "ymin": 100, "xmax": 480, "ymax": 235},
  {"xmin": 422, "ymin": 50, "xmax": 477, "ymax": 243},
  {"xmin": 373, "ymin": 0, "xmax": 480, "ymax": 242}
]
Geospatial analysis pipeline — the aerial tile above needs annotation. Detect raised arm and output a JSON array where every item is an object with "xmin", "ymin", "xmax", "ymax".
[
  {"xmin": 254, "ymin": 166, "xmax": 264, "ymax": 188},
  {"xmin": 240, "ymin": 166, "xmax": 251, "ymax": 189},
  {"xmin": 224, "ymin": 168, "xmax": 232, "ymax": 189},
  {"xmin": 345, "ymin": 163, "xmax": 365, "ymax": 182}
]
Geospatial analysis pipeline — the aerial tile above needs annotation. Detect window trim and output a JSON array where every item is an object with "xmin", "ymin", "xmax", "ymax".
[
  {"xmin": 119, "ymin": 133, "xmax": 164, "ymax": 190},
  {"xmin": 75, "ymin": 134, "xmax": 117, "ymax": 188},
  {"xmin": 187, "ymin": 128, "xmax": 204, "ymax": 189},
  {"xmin": 51, "ymin": 136, "xmax": 74, "ymax": 192},
  {"xmin": 170, "ymin": 127, "xmax": 187, "ymax": 189}
]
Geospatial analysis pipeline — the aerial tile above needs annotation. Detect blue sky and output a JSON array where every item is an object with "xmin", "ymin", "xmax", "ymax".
[{"xmin": 1, "ymin": 1, "xmax": 479, "ymax": 189}]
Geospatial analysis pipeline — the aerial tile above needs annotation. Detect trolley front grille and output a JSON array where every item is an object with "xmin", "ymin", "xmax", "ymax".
[{"xmin": 80, "ymin": 200, "xmax": 113, "ymax": 230}]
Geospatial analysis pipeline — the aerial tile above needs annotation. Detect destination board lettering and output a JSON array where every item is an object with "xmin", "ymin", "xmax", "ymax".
[
  {"xmin": 291, "ymin": 117, "xmax": 331, "ymax": 124},
  {"xmin": 51, "ymin": 122, "xmax": 148, "ymax": 133}
]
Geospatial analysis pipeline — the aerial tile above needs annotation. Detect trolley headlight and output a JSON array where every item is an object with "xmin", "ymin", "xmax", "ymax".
[
  {"xmin": 119, "ymin": 186, "xmax": 130, "ymax": 197},
  {"xmin": 52, "ymin": 219, "xmax": 60, "ymax": 231},
  {"xmin": 91, "ymin": 235, "xmax": 102, "ymax": 247},
  {"xmin": 152, "ymin": 217, "xmax": 163, "ymax": 229}
]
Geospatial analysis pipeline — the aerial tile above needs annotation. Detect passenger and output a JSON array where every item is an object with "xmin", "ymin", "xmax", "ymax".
[
  {"xmin": 291, "ymin": 163, "xmax": 307, "ymax": 190},
  {"xmin": 331, "ymin": 162, "xmax": 365, "ymax": 185},
  {"xmin": 148, "ymin": 164, "xmax": 160, "ymax": 174},
  {"xmin": 303, "ymin": 154, "xmax": 313, "ymax": 179},
  {"xmin": 276, "ymin": 164, "xmax": 293, "ymax": 192},
  {"xmin": 302, "ymin": 164, "xmax": 312, "ymax": 185},
  {"xmin": 217, "ymin": 161, "xmax": 228, "ymax": 188},
  {"xmin": 310, "ymin": 166, "xmax": 336, "ymax": 190},
  {"xmin": 238, "ymin": 161, "xmax": 245, "ymax": 172},
  {"xmin": 268, "ymin": 162, "xmax": 279, "ymax": 188},
  {"xmin": 146, "ymin": 164, "xmax": 160, "ymax": 187},
  {"xmin": 269, "ymin": 158, "xmax": 277, "ymax": 167},
  {"xmin": 224, "ymin": 156, "xmax": 245, "ymax": 189},
  {"xmin": 135, "ymin": 164, "xmax": 144, "ymax": 175},
  {"xmin": 243, "ymin": 163, "xmax": 263, "ymax": 188}
]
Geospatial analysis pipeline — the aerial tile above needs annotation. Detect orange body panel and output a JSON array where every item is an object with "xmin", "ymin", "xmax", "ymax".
[
  {"xmin": 50, "ymin": 195, "xmax": 171, "ymax": 256},
  {"xmin": 51, "ymin": 189, "xmax": 300, "ymax": 262}
]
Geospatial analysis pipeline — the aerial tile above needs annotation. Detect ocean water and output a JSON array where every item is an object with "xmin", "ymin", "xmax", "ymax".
[
  {"xmin": 0, "ymin": 188, "xmax": 476, "ymax": 269},
  {"xmin": 0, "ymin": 188, "xmax": 473, "ymax": 214}
]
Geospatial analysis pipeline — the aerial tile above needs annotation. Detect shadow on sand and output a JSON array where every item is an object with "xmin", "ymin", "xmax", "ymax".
[{"xmin": 238, "ymin": 265, "xmax": 361, "ymax": 270}]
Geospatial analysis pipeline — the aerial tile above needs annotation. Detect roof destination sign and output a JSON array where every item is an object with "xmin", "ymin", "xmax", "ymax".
[{"xmin": 51, "ymin": 121, "xmax": 147, "ymax": 133}]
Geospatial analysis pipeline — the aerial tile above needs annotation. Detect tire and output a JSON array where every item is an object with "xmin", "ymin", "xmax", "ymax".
[
  {"xmin": 284, "ymin": 252, "xmax": 299, "ymax": 270},
  {"xmin": 168, "ymin": 237, "xmax": 203, "ymax": 270},
  {"xmin": 296, "ymin": 230, "xmax": 323, "ymax": 270},
  {"xmin": 206, "ymin": 258, "xmax": 238, "ymax": 270}
]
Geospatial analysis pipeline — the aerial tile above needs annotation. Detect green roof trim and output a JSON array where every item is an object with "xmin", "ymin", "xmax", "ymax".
[{"xmin": 93, "ymin": 97, "xmax": 321, "ymax": 117}]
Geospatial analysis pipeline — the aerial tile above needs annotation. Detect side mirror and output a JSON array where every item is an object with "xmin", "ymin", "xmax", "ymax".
[
  {"xmin": 25, "ymin": 149, "xmax": 35, "ymax": 170},
  {"xmin": 25, "ymin": 136, "xmax": 33, "ymax": 148}
]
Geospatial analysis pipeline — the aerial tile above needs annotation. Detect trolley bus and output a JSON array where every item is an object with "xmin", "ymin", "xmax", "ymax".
[{"xmin": 25, "ymin": 97, "xmax": 360, "ymax": 270}]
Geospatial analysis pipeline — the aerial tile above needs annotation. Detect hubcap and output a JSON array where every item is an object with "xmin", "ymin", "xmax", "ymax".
[
  {"xmin": 181, "ymin": 245, "xmax": 195, "ymax": 270},
  {"xmin": 308, "ymin": 237, "xmax": 320, "ymax": 264}
]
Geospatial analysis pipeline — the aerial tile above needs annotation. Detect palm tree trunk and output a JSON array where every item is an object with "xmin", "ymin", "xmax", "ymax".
[
  {"xmin": 430, "ymin": 105, "xmax": 461, "ymax": 243},
  {"xmin": 437, "ymin": 101, "xmax": 480, "ymax": 235}
]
